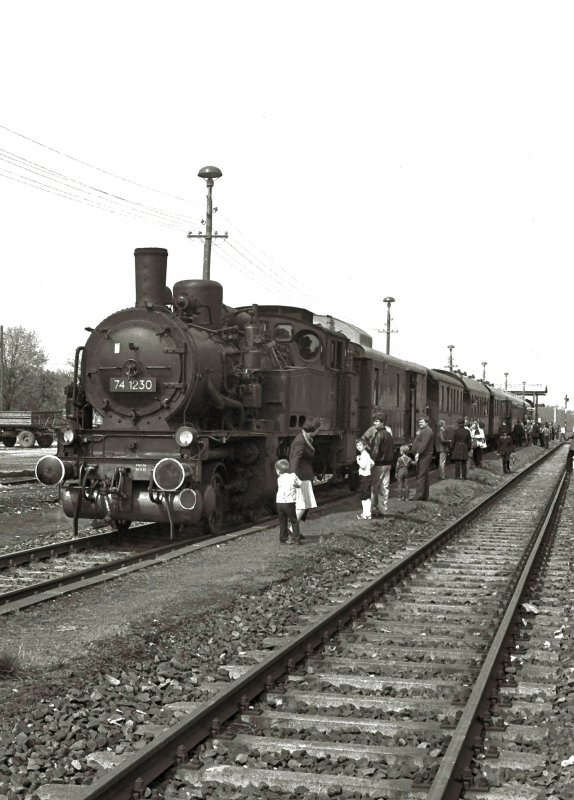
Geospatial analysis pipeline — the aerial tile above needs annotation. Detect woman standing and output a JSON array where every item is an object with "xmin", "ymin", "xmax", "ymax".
[
  {"xmin": 471, "ymin": 420, "xmax": 486, "ymax": 468},
  {"xmin": 289, "ymin": 418, "xmax": 321, "ymax": 522}
]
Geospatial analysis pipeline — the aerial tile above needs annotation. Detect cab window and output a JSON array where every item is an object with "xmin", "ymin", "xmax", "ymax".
[
  {"xmin": 274, "ymin": 324, "xmax": 293, "ymax": 342},
  {"xmin": 296, "ymin": 330, "xmax": 321, "ymax": 361}
]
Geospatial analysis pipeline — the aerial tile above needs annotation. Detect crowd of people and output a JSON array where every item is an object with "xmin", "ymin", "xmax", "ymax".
[{"xmin": 274, "ymin": 413, "xmax": 570, "ymax": 542}]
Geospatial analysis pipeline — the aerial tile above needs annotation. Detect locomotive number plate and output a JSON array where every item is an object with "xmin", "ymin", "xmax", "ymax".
[{"xmin": 109, "ymin": 378, "xmax": 157, "ymax": 392}]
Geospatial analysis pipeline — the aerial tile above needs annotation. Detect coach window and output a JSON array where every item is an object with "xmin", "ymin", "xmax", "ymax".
[
  {"xmin": 329, "ymin": 340, "xmax": 345, "ymax": 368},
  {"xmin": 296, "ymin": 330, "xmax": 321, "ymax": 361},
  {"xmin": 274, "ymin": 324, "xmax": 293, "ymax": 342}
]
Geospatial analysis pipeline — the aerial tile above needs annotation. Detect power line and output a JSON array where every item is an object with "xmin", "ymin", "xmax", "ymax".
[
  {"xmin": 0, "ymin": 122, "xmax": 196, "ymax": 205},
  {"xmin": 0, "ymin": 123, "xmax": 314, "ymax": 303},
  {"xmin": 0, "ymin": 148, "xmax": 191, "ymax": 228}
]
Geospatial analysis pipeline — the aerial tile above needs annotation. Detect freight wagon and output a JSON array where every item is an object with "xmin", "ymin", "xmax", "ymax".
[{"xmin": 0, "ymin": 410, "xmax": 62, "ymax": 448}]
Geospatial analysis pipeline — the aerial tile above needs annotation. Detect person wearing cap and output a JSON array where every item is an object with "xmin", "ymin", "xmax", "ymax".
[
  {"xmin": 435, "ymin": 419, "xmax": 450, "ymax": 480},
  {"xmin": 450, "ymin": 419, "xmax": 472, "ymax": 479},
  {"xmin": 410, "ymin": 416, "xmax": 434, "ymax": 500},
  {"xmin": 497, "ymin": 423, "xmax": 513, "ymax": 474}
]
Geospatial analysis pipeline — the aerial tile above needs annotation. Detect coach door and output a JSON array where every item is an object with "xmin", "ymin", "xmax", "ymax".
[{"xmin": 407, "ymin": 371, "xmax": 419, "ymax": 439}]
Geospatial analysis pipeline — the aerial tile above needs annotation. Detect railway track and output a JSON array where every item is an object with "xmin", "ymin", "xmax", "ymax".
[
  {"xmin": 0, "ymin": 524, "xmax": 269, "ymax": 616},
  {"xmin": 0, "ymin": 483, "xmax": 357, "ymax": 615},
  {"xmin": 41, "ymin": 445, "xmax": 567, "ymax": 799}
]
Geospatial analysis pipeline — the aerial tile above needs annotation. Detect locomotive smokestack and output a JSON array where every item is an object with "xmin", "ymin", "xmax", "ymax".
[{"xmin": 134, "ymin": 248, "xmax": 172, "ymax": 307}]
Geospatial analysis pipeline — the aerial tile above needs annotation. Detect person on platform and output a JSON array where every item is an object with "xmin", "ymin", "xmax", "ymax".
[
  {"xmin": 274, "ymin": 459, "xmax": 302, "ymax": 544},
  {"xmin": 512, "ymin": 420, "xmax": 525, "ymax": 448},
  {"xmin": 450, "ymin": 419, "xmax": 472, "ymax": 480},
  {"xmin": 497, "ymin": 423, "xmax": 514, "ymax": 474},
  {"xmin": 435, "ymin": 419, "xmax": 450, "ymax": 479},
  {"xmin": 410, "ymin": 416, "xmax": 434, "ymax": 500},
  {"xmin": 540, "ymin": 422, "xmax": 551, "ymax": 449},
  {"xmin": 368, "ymin": 419, "xmax": 395, "ymax": 515},
  {"xmin": 355, "ymin": 439, "xmax": 374, "ymax": 519},
  {"xmin": 471, "ymin": 420, "xmax": 486, "ymax": 468},
  {"xmin": 289, "ymin": 417, "xmax": 320, "ymax": 525},
  {"xmin": 395, "ymin": 444, "xmax": 412, "ymax": 500}
]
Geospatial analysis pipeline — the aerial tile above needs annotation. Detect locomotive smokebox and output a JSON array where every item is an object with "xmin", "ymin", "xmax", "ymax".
[
  {"xmin": 173, "ymin": 279, "xmax": 223, "ymax": 329},
  {"xmin": 134, "ymin": 247, "xmax": 173, "ymax": 307}
]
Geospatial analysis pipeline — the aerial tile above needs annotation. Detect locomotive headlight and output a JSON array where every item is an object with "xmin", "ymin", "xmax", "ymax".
[
  {"xmin": 36, "ymin": 456, "xmax": 74, "ymax": 486},
  {"xmin": 153, "ymin": 458, "xmax": 190, "ymax": 492},
  {"xmin": 175, "ymin": 426, "xmax": 196, "ymax": 447},
  {"xmin": 61, "ymin": 428, "xmax": 76, "ymax": 445}
]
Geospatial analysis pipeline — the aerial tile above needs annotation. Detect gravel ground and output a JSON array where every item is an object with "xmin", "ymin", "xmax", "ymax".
[{"xmin": 0, "ymin": 444, "xmax": 562, "ymax": 799}]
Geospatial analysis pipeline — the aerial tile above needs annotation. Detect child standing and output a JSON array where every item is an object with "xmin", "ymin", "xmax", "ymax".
[
  {"xmin": 356, "ymin": 440, "xmax": 374, "ymax": 519},
  {"xmin": 275, "ymin": 459, "xmax": 302, "ymax": 544},
  {"xmin": 396, "ymin": 444, "xmax": 411, "ymax": 500}
]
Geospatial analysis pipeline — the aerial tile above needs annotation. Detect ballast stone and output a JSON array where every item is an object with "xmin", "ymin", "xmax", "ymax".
[{"xmin": 36, "ymin": 785, "xmax": 87, "ymax": 800}]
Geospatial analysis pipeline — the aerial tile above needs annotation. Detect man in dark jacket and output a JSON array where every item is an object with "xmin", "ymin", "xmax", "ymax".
[
  {"xmin": 368, "ymin": 421, "xmax": 395, "ymax": 515},
  {"xmin": 512, "ymin": 421, "xmax": 525, "ymax": 448},
  {"xmin": 411, "ymin": 416, "xmax": 434, "ymax": 500},
  {"xmin": 450, "ymin": 419, "xmax": 472, "ymax": 479},
  {"xmin": 531, "ymin": 421, "xmax": 541, "ymax": 446},
  {"xmin": 497, "ymin": 423, "xmax": 513, "ymax": 474}
]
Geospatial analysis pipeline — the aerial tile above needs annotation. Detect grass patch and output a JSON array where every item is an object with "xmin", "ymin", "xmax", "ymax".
[{"xmin": 0, "ymin": 646, "xmax": 23, "ymax": 678}]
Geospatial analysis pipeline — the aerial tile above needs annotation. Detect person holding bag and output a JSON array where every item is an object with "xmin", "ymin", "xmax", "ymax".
[{"xmin": 471, "ymin": 420, "xmax": 486, "ymax": 468}]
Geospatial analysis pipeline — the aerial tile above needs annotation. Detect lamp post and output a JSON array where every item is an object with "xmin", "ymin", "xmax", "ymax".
[
  {"xmin": 382, "ymin": 296, "xmax": 395, "ymax": 355},
  {"xmin": 187, "ymin": 166, "xmax": 227, "ymax": 280},
  {"xmin": 481, "ymin": 362, "xmax": 487, "ymax": 381},
  {"xmin": 446, "ymin": 345, "xmax": 456, "ymax": 372},
  {"xmin": 504, "ymin": 372, "xmax": 508, "ymax": 390}
]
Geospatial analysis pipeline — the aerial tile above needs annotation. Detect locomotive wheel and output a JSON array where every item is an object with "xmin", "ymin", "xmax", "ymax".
[
  {"xmin": 202, "ymin": 472, "xmax": 226, "ymax": 534},
  {"xmin": 2, "ymin": 436, "xmax": 16, "ymax": 448},
  {"xmin": 242, "ymin": 506, "xmax": 263, "ymax": 524},
  {"xmin": 112, "ymin": 520, "xmax": 132, "ymax": 535},
  {"xmin": 17, "ymin": 430, "xmax": 36, "ymax": 448}
]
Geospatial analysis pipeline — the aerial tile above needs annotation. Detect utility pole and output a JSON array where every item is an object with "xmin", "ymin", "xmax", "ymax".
[
  {"xmin": 504, "ymin": 372, "xmax": 508, "ymax": 390},
  {"xmin": 446, "ymin": 344, "xmax": 457, "ymax": 372},
  {"xmin": 565, "ymin": 395, "xmax": 569, "ymax": 428},
  {"xmin": 382, "ymin": 297, "xmax": 396, "ymax": 355},
  {"xmin": 187, "ymin": 166, "xmax": 228, "ymax": 280},
  {"xmin": 481, "ymin": 361, "xmax": 487, "ymax": 381}
]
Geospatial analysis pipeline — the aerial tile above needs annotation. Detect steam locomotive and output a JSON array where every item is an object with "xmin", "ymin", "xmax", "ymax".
[{"xmin": 36, "ymin": 247, "xmax": 529, "ymax": 536}]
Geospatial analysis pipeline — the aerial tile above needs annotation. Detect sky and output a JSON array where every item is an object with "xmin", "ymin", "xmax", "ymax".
[{"xmin": 1, "ymin": 0, "xmax": 572, "ymax": 407}]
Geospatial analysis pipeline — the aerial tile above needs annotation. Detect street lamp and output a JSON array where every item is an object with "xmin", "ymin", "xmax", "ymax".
[
  {"xmin": 187, "ymin": 166, "xmax": 227, "ymax": 280},
  {"xmin": 446, "ymin": 345, "xmax": 456, "ymax": 372},
  {"xmin": 481, "ymin": 362, "xmax": 487, "ymax": 381},
  {"xmin": 382, "ymin": 296, "xmax": 396, "ymax": 355},
  {"xmin": 504, "ymin": 372, "xmax": 508, "ymax": 390}
]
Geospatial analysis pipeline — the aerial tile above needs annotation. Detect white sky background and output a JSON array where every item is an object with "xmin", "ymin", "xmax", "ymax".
[{"xmin": 1, "ymin": 0, "xmax": 572, "ymax": 406}]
